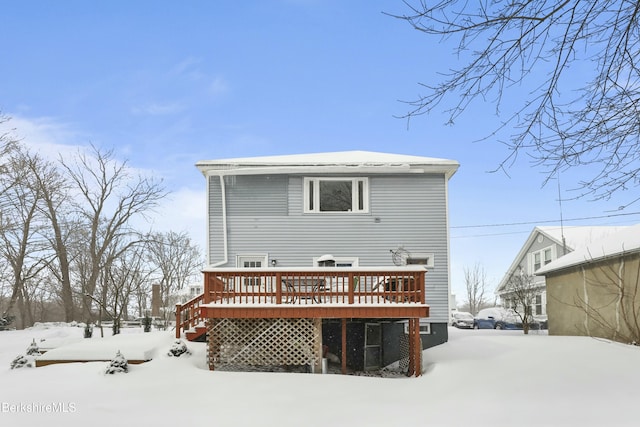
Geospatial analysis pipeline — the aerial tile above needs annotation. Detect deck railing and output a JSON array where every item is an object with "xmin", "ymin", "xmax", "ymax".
[
  {"xmin": 175, "ymin": 293, "xmax": 204, "ymax": 338},
  {"xmin": 202, "ymin": 267, "xmax": 426, "ymax": 306},
  {"xmin": 175, "ymin": 267, "xmax": 427, "ymax": 338}
]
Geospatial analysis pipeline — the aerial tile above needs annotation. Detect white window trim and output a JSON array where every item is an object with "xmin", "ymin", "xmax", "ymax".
[
  {"xmin": 236, "ymin": 254, "xmax": 268, "ymax": 268},
  {"xmin": 403, "ymin": 321, "xmax": 431, "ymax": 335},
  {"xmin": 529, "ymin": 246, "xmax": 556, "ymax": 274},
  {"xmin": 312, "ymin": 256, "xmax": 360, "ymax": 267},
  {"xmin": 407, "ymin": 252, "xmax": 435, "ymax": 268},
  {"xmin": 236, "ymin": 254, "xmax": 269, "ymax": 289},
  {"xmin": 303, "ymin": 177, "xmax": 369, "ymax": 213}
]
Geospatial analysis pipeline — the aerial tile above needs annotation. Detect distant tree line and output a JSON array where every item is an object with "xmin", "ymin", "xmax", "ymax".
[{"xmin": 0, "ymin": 114, "xmax": 203, "ymax": 330}]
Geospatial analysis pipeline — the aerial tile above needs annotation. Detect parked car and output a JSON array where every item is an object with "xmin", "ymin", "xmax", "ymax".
[
  {"xmin": 530, "ymin": 315, "xmax": 548, "ymax": 330},
  {"xmin": 474, "ymin": 307, "xmax": 522, "ymax": 330},
  {"xmin": 451, "ymin": 311, "xmax": 475, "ymax": 329}
]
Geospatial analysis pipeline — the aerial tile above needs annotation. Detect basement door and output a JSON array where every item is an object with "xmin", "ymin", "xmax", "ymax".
[
  {"xmin": 364, "ymin": 322, "xmax": 382, "ymax": 370},
  {"xmin": 237, "ymin": 255, "xmax": 267, "ymax": 290}
]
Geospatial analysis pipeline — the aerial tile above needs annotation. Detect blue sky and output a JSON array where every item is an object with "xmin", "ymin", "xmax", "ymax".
[{"xmin": 2, "ymin": 1, "xmax": 639, "ymax": 301}]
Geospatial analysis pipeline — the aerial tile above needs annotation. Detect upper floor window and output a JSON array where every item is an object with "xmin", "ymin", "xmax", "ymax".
[
  {"xmin": 304, "ymin": 177, "xmax": 369, "ymax": 213},
  {"xmin": 530, "ymin": 246, "xmax": 554, "ymax": 273}
]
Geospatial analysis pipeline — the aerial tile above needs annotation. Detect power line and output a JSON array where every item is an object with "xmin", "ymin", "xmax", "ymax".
[
  {"xmin": 451, "ymin": 229, "xmax": 535, "ymax": 239},
  {"xmin": 451, "ymin": 211, "xmax": 640, "ymax": 229}
]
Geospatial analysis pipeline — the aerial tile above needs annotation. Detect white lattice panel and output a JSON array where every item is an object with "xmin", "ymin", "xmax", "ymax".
[{"xmin": 207, "ymin": 318, "xmax": 320, "ymax": 370}]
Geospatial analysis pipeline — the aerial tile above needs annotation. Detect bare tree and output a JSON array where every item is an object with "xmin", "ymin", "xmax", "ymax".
[
  {"xmin": 59, "ymin": 144, "xmax": 167, "ymax": 321},
  {"xmin": 463, "ymin": 263, "xmax": 488, "ymax": 315},
  {"xmin": 390, "ymin": 1, "xmax": 640, "ymax": 204},
  {"xmin": 146, "ymin": 230, "xmax": 203, "ymax": 322},
  {"xmin": 0, "ymin": 118, "xmax": 20, "ymax": 225},
  {"xmin": 567, "ymin": 254, "xmax": 640, "ymax": 344},
  {"xmin": 504, "ymin": 272, "xmax": 539, "ymax": 334},
  {"xmin": 97, "ymin": 240, "xmax": 153, "ymax": 335},
  {"xmin": 0, "ymin": 147, "xmax": 51, "ymax": 328},
  {"xmin": 27, "ymin": 154, "xmax": 79, "ymax": 322}
]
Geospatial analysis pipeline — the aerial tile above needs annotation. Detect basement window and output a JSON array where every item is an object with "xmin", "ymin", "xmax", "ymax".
[{"xmin": 403, "ymin": 321, "xmax": 431, "ymax": 335}]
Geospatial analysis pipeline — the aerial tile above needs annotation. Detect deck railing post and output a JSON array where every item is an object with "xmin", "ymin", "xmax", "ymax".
[
  {"xmin": 348, "ymin": 272, "xmax": 355, "ymax": 304},
  {"xmin": 414, "ymin": 318, "xmax": 422, "ymax": 377},
  {"xmin": 275, "ymin": 272, "xmax": 282, "ymax": 304},
  {"xmin": 175, "ymin": 303, "xmax": 182, "ymax": 339},
  {"xmin": 204, "ymin": 273, "xmax": 210, "ymax": 304}
]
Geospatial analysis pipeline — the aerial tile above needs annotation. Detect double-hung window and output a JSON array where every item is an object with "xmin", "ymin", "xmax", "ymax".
[
  {"xmin": 530, "ymin": 246, "xmax": 554, "ymax": 273},
  {"xmin": 304, "ymin": 177, "xmax": 369, "ymax": 213}
]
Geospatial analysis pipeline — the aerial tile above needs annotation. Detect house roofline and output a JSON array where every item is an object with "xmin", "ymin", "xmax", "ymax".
[
  {"xmin": 536, "ymin": 247, "xmax": 640, "ymax": 276},
  {"xmin": 495, "ymin": 226, "xmax": 571, "ymax": 294},
  {"xmin": 195, "ymin": 151, "xmax": 459, "ymax": 180},
  {"xmin": 197, "ymin": 164, "xmax": 458, "ymax": 179}
]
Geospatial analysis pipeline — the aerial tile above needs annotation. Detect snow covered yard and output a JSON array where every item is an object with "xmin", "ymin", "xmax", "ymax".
[{"xmin": 1, "ymin": 324, "xmax": 639, "ymax": 427}]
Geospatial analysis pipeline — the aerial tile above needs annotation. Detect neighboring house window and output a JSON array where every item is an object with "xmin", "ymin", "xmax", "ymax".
[
  {"xmin": 304, "ymin": 177, "xmax": 369, "ymax": 213},
  {"xmin": 189, "ymin": 286, "xmax": 202, "ymax": 297},
  {"xmin": 535, "ymin": 294, "xmax": 542, "ymax": 316},
  {"xmin": 237, "ymin": 255, "xmax": 267, "ymax": 287},
  {"xmin": 530, "ymin": 246, "xmax": 555, "ymax": 273}
]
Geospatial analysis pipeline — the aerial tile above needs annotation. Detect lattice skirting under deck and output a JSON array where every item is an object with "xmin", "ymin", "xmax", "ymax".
[
  {"xmin": 399, "ymin": 332, "xmax": 410, "ymax": 372},
  {"xmin": 207, "ymin": 318, "xmax": 321, "ymax": 371}
]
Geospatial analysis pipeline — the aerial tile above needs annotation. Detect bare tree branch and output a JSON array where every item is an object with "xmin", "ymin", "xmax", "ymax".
[{"xmin": 390, "ymin": 1, "xmax": 640, "ymax": 204}]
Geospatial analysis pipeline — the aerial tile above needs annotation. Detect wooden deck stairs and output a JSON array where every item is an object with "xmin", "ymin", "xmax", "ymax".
[
  {"xmin": 185, "ymin": 323, "xmax": 207, "ymax": 342},
  {"xmin": 176, "ymin": 293, "xmax": 205, "ymax": 341}
]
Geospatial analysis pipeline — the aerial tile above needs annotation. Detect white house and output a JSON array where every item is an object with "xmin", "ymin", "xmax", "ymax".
[{"xmin": 496, "ymin": 225, "xmax": 628, "ymax": 317}]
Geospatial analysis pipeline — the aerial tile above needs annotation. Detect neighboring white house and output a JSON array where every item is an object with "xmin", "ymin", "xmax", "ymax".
[{"xmin": 496, "ymin": 226, "xmax": 628, "ymax": 317}]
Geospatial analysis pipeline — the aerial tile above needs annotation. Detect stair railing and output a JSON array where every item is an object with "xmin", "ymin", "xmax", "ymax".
[{"xmin": 175, "ymin": 293, "xmax": 204, "ymax": 339}]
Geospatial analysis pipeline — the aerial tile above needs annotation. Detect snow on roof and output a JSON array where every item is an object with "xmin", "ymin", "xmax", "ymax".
[
  {"xmin": 537, "ymin": 223, "xmax": 640, "ymax": 275},
  {"xmin": 536, "ymin": 225, "xmax": 629, "ymax": 251},
  {"xmin": 496, "ymin": 225, "xmax": 628, "ymax": 292},
  {"xmin": 196, "ymin": 150, "xmax": 459, "ymax": 178}
]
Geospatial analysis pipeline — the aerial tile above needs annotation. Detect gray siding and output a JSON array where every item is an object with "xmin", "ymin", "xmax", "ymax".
[
  {"xmin": 207, "ymin": 173, "xmax": 451, "ymax": 323},
  {"xmin": 210, "ymin": 175, "xmax": 288, "ymax": 216}
]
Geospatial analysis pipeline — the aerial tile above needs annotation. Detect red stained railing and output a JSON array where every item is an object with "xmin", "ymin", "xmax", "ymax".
[
  {"xmin": 176, "ymin": 267, "xmax": 427, "ymax": 338},
  {"xmin": 203, "ymin": 267, "xmax": 426, "ymax": 305},
  {"xmin": 175, "ymin": 293, "xmax": 204, "ymax": 339}
]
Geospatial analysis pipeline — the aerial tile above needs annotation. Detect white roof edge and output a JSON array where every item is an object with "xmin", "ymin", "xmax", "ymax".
[
  {"xmin": 496, "ymin": 227, "xmax": 547, "ymax": 293},
  {"xmin": 195, "ymin": 151, "xmax": 459, "ymax": 178},
  {"xmin": 536, "ymin": 223, "xmax": 640, "ymax": 275},
  {"xmin": 496, "ymin": 225, "xmax": 632, "ymax": 292}
]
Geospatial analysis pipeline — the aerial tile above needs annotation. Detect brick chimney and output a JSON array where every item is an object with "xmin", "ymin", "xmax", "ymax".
[{"xmin": 151, "ymin": 284, "xmax": 160, "ymax": 317}]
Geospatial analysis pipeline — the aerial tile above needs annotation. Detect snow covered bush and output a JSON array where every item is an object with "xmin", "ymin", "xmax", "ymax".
[
  {"xmin": 9, "ymin": 339, "xmax": 41, "ymax": 369},
  {"xmin": 142, "ymin": 315, "xmax": 152, "ymax": 333},
  {"xmin": 10, "ymin": 354, "xmax": 36, "ymax": 369},
  {"xmin": 167, "ymin": 339, "xmax": 191, "ymax": 357},
  {"xmin": 105, "ymin": 350, "xmax": 128, "ymax": 374},
  {"xmin": 0, "ymin": 315, "xmax": 14, "ymax": 331},
  {"xmin": 84, "ymin": 322, "xmax": 93, "ymax": 338},
  {"xmin": 26, "ymin": 339, "xmax": 41, "ymax": 356}
]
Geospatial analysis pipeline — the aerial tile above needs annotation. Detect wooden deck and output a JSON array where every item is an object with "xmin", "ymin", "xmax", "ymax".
[
  {"xmin": 175, "ymin": 266, "xmax": 428, "ymax": 376},
  {"xmin": 176, "ymin": 267, "xmax": 429, "ymax": 331}
]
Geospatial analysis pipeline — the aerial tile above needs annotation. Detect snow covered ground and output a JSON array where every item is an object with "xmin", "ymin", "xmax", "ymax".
[{"xmin": 1, "ymin": 323, "xmax": 639, "ymax": 427}]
